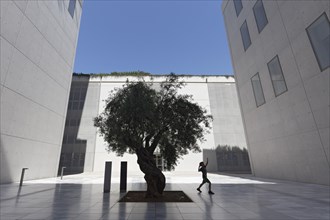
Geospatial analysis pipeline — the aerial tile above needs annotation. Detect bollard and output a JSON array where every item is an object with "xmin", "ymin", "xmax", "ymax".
[
  {"xmin": 60, "ymin": 167, "xmax": 66, "ymax": 180},
  {"xmin": 120, "ymin": 161, "xmax": 127, "ymax": 192},
  {"xmin": 19, "ymin": 168, "xmax": 28, "ymax": 186},
  {"xmin": 103, "ymin": 161, "xmax": 112, "ymax": 193}
]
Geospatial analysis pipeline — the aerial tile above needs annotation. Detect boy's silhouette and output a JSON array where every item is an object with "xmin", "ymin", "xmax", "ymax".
[{"xmin": 197, "ymin": 158, "xmax": 214, "ymax": 194}]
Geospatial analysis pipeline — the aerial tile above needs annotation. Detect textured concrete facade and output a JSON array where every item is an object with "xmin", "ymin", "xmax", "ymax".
[
  {"xmin": 1, "ymin": 0, "xmax": 82, "ymax": 183},
  {"xmin": 222, "ymin": 0, "xmax": 329, "ymax": 185},
  {"xmin": 60, "ymin": 75, "xmax": 247, "ymax": 175}
]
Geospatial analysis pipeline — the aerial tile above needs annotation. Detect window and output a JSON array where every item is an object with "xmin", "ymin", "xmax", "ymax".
[
  {"xmin": 251, "ymin": 73, "xmax": 266, "ymax": 107},
  {"xmin": 72, "ymin": 153, "xmax": 79, "ymax": 166},
  {"xmin": 253, "ymin": 0, "xmax": 268, "ymax": 33},
  {"xmin": 62, "ymin": 134, "xmax": 68, "ymax": 144},
  {"xmin": 78, "ymin": 102, "xmax": 84, "ymax": 110},
  {"xmin": 72, "ymin": 101, "xmax": 79, "ymax": 110},
  {"xmin": 267, "ymin": 56, "xmax": 288, "ymax": 96},
  {"xmin": 68, "ymin": 101, "xmax": 73, "ymax": 110},
  {"xmin": 69, "ymin": 119, "xmax": 76, "ymax": 127},
  {"xmin": 233, "ymin": 0, "xmax": 243, "ymax": 17},
  {"xmin": 67, "ymin": 135, "xmax": 75, "ymax": 144},
  {"xmin": 240, "ymin": 20, "xmax": 252, "ymax": 51},
  {"xmin": 73, "ymin": 91, "xmax": 80, "ymax": 100},
  {"xmin": 80, "ymin": 91, "xmax": 86, "ymax": 100},
  {"xmin": 68, "ymin": 0, "xmax": 76, "ymax": 18},
  {"xmin": 306, "ymin": 13, "xmax": 330, "ymax": 71},
  {"xmin": 79, "ymin": 153, "xmax": 85, "ymax": 166}
]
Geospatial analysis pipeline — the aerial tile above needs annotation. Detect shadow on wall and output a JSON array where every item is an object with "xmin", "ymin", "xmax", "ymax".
[
  {"xmin": 57, "ymin": 76, "xmax": 90, "ymax": 176},
  {"xmin": 204, "ymin": 145, "xmax": 252, "ymax": 174},
  {"xmin": 0, "ymin": 139, "xmax": 13, "ymax": 184}
]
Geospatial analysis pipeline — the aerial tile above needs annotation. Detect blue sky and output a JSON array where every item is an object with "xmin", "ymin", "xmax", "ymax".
[{"xmin": 73, "ymin": 0, "xmax": 233, "ymax": 75}]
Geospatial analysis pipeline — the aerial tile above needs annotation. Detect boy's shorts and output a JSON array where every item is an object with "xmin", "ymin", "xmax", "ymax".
[{"xmin": 202, "ymin": 177, "xmax": 211, "ymax": 184}]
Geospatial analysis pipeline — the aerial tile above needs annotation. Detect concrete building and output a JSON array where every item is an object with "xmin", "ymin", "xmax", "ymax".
[
  {"xmin": 1, "ymin": 0, "xmax": 82, "ymax": 183},
  {"xmin": 222, "ymin": 0, "xmax": 329, "ymax": 185},
  {"xmin": 59, "ymin": 74, "xmax": 247, "ymax": 176}
]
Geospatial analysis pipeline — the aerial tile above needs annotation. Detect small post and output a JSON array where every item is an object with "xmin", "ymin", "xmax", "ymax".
[
  {"xmin": 60, "ymin": 167, "xmax": 66, "ymax": 180},
  {"xmin": 19, "ymin": 168, "xmax": 28, "ymax": 186},
  {"xmin": 103, "ymin": 161, "xmax": 112, "ymax": 193},
  {"xmin": 120, "ymin": 161, "xmax": 127, "ymax": 192}
]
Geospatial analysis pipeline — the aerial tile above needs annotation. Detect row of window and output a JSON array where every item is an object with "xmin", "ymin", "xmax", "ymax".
[
  {"xmin": 62, "ymin": 134, "xmax": 85, "ymax": 144},
  {"xmin": 250, "ymin": 12, "xmax": 329, "ymax": 108},
  {"xmin": 234, "ymin": 0, "xmax": 329, "ymax": 107},
  {"xmin": 68, "ymin": 100, "xmax": 84, "ymax": 110},
  {"xmin": 65, "ymin": 118, "xmax": 81, "ymax": 127},
  {"xmin": 251, "ymin": 55, "xmax": 287, "ymax": 107},
  {"xmin": 237, "ymin": 0, "xmax": 268, "ymax": 51},
  {"xmin": 69, "ymin": 85, "xmax": 87, "ymax": 101},
  {"xmin": 69, "ymin": 91, "xmax": 86, "ymax": 101},
  {"xmin": 236, "ymin": 1, "xmax": 329, "ymax": 71},
  {"xmin": 59, "ymin": 152, "xmax": 85, "ymax": 168},
  {"xmin": 68, "ymin": 85, "xmax": 88, "ymax": 110}
]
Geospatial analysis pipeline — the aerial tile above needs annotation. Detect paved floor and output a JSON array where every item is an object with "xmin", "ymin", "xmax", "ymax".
[{"xmin": 0, "ymin": 172, "xmax": 329, "ymax": 220}]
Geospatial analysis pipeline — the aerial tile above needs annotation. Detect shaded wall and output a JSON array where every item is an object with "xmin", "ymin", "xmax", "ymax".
[
  {"xmin": 59, "ymin": 75, "xmax": 101, "ymax": 175},
  {"xmin": 58, "ymin": 76, "xmax": 89, "ymax": 175},
  {"xmin": 0, "ymin": 0, "xmax": 82, "ymax": 183},
  {"xmin": 222, "ymin": 0, "xmax": 329, "ymax": 184}
]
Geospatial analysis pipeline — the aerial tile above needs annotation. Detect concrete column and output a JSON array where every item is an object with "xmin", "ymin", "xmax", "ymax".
[
  {"xmin": 120, "ymin": 161, "xmax": 127, "ymax": 192},
  {"xmin": 103, "ymin": 161, "xmax": 112, "ymax": 193}
]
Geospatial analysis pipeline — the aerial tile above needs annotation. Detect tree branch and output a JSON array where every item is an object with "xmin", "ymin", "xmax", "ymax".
[
  {"xmin": 144, "ymin": 133, "xmax": 154, "ymax": 149},
  {"xmin": 148, "ymin": 127, "xmax": 167, "ymax": 154},
  {"xmin": 123, "ymin": 135, "xmax": 141, "ymax": 152}
]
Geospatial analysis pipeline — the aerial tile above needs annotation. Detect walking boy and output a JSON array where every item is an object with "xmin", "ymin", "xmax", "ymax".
[{"xmin": 197, "ymin": 158, "xmax": 214, "ymax": 194}]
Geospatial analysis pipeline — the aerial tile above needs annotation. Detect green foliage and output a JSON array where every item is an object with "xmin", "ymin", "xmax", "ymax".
[
  {"xmin": 215, "ymin": 145, "xmax": 251, "ymax": 170},
  {"xmin": 215, "ymin": 145, "xmax": 246, "ymax": 153},
  {"xmin": 73, "ymin": 71, "xmax": 151, "ymax": 77},
  {"xmin": 94, "ymin": 73, "xmax": 212, "ymax": 170},
  {"xmin": 110, "ymin": 71, "xmax": 151, "ymax": 76}
]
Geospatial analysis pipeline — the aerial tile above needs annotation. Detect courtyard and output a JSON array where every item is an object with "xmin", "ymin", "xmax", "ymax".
[{"xmin": 0, "ymin": 172, "xmax": 329, "ymax": 220}]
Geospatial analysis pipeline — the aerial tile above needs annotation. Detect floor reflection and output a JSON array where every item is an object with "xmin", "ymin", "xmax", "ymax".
[{"xmin": 0, "ymin": 173, "xmax": 329, "ymax": 220}]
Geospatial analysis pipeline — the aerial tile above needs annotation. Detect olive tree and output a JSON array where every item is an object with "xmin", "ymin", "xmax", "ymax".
[{"xmin": 94, "ymin": 74, "xmax": 212, "ymax": 197}]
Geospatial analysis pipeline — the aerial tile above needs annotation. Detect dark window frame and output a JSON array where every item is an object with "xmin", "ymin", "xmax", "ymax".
[
  {"xmin": 251, "ymin": 73, "xmax": 266, "ymax": 107},
  {"xmin": 306, "ymin": 12, "xmax": 330, "ymax": 71},
  {"xmin": 233, "ymin": 0, "xmax": 243, "ymax": 17},
  {"xmin": 267, "ymin": 55, "xmax": 288, "ymax": 97},
  {"xmin": 68, "ymin": 0, "xmax": 76, "ymax": 18},
  {"xmin": 253, "ymin": 0, "xmax": 268, "ymax": 33},
  {"xmin": 240, "ymin": 20, "xmax": 252, "ymax": 51}
]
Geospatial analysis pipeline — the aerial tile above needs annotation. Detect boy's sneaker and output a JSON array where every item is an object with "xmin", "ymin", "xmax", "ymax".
[
  {"xmin": 208, "ymin": 191, "xmax": 214, "ymax": 194},
  {"xmin": 197, "ymin": 188, "xmax": 202, "ymax": 192}
]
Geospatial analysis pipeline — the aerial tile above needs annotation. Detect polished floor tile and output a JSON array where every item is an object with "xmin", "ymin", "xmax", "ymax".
[{"xmin": 0, "ymin": 172, "xmax": 329, "ymax": 220}]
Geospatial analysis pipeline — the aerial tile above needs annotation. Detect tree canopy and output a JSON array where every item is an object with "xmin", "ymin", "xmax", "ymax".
[{"xmin": 94, "ymin": 74, "xmax": 212, "ymax": 170}]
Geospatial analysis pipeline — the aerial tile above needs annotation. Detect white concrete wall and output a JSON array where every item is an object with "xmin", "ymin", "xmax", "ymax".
[
  {"xmin": 94, "ymin": 78, "xmax": 142, "ymax": 176},
  {"xmin": 71, "ymin": 75, "xmax": 246, "ymax": 175},
  {"xmin": 222, "ymin": 0, "xmax": 329, "ymax": 185},
  {"xmin": 0, "ymin": 0, "xmax": 82, "ymax": 183},
  {"xmin": 208, "ymin": 82, "xmax": 247, "ymax": 148}
]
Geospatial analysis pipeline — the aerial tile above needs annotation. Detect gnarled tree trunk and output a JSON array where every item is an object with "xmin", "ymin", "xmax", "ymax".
[{"xmin": 136, "ymin": 148, "xmax": 165, "ymax": 198}]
